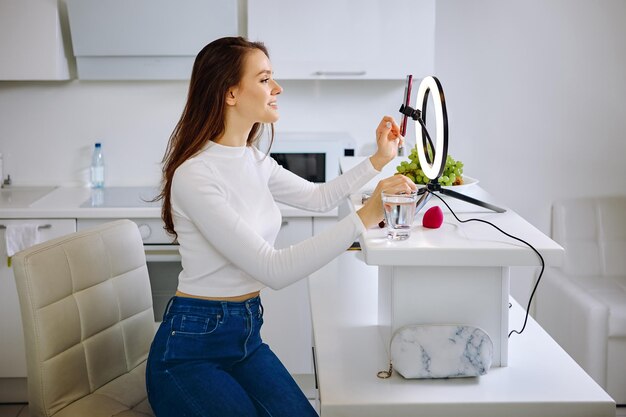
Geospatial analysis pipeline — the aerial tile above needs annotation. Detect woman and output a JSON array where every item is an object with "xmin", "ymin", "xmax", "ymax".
[{"xmin": 146, "ymin": 36, "xmax": 416, "ymax": 417}]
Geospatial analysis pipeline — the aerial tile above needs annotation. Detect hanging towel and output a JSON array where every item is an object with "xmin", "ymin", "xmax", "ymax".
[{"xmin": 5, "ymin": 224, "xmax": 40, "ymax": 266}]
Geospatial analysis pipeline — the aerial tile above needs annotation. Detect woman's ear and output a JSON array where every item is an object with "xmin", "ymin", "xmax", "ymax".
[{"xmin": 225, "ymin": 87, "xmax": 237, "ymax": 106}]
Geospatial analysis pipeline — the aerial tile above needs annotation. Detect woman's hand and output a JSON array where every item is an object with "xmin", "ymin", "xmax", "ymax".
[
  {"xmin": 370, "ymin": 116, "xmax": 404, "ymax": 171},
  {"xmin": 357, "ymin": 174, "xmax": 417, "ymax": 229}
]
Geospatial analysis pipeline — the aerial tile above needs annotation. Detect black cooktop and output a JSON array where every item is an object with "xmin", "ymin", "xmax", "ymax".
[{"xmin": 80, "ymin": 186, "xmax": 161, "ymax": 208}]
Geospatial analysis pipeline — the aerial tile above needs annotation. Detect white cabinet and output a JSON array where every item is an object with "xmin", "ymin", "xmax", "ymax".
[
  {"xmin": 66, "ymin": 0, "xmax": 238, "ymax": 80},
  {"xmin": 313, "ymin": 217, "xmax": 338, "ymax": 236},
  {"xmin": 261, "ymin": 217, "xmax": 314, "ymax": 375},
  {"xmin": 261, "ymin": 216, "xmax": 340, "ymax": 379},
  {"xmin": 0, "ymin": 219, "xmax": 76, "ymax": 402},
  {"xmin": 248, "ymin": 0, "xmax": 435, "ymax": 80},
  {"xmin": 0, "ymin": 0, "xmax": 70, "ymax": 80}
]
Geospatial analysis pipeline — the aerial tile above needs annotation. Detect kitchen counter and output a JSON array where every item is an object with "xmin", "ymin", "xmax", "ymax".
[
  {"xmin": 309, "ymin": 251, "xmax": 616, "ymax": 417},
  {"xmin": 0, "ymin": 186, "xmax": 338, "ymax": 219}
]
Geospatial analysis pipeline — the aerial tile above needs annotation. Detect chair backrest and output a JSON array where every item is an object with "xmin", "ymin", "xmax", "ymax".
[
  {"xmin": 12, "ymin": 219, "xmax": 155, "ymax": 417},
  {"xmin": 552, "ymin": 196, "xmax": 626, "ymax": 278}
]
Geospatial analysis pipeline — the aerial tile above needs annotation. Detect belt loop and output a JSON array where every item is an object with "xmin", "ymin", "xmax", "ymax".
[
  {"xmin": 163, "ymin": 296, "xmax": 176, "ymax": 320},
  {"xmin": 220, "ymin": 301, "xmax": 228, "ymax": 321}
]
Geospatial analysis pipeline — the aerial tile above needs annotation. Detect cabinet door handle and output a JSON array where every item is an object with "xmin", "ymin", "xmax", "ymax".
[
  {"xmin": 313, "ymin": 71, "xmax": 367, "ymax": 77},
  {"xmin": 281, "ymin": 221, "xmax": 289, "ymax": 228},
  {"xmin": 312, "ymin": 346, "xmax": 319, "ymax": 390},
  {"xmin": 0, "ymin": 224, "xmax": 51, "ymax": 230}
]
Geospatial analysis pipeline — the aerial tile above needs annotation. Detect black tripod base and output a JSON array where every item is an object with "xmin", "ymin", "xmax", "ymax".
[{"xmin": 418, "ymin": 182, "xmax": 506, "ymax": 213}]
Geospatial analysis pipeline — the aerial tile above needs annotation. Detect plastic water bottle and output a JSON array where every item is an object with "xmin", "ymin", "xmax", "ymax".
[{"xmin": 90, "ymin": 142, "xmax": 105, "ymax": 188}]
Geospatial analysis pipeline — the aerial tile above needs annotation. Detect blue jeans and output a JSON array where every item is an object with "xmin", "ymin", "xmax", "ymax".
[{"xmin": 146, "ymin": 296, "xmax": 318, "ymax": 417}]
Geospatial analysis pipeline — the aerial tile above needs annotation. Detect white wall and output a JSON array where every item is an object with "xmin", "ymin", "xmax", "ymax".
[
  {"xmin": 0, "ymin": 79, "xmax": 404, "ymax": 186},
  {"xmin": 0, "ymin": 81, "xmax": 186, "ymax": 186},
  {"xmin": 436, "ymin": 0, "xmax": 626, "ymax": 231},
  {"xmin": 434, "ymin": 0, "xmax": 626, "ymax": 307},
  {"xmin": 1, "ymin": 1, "xmax": 625, "ymax": 306}
]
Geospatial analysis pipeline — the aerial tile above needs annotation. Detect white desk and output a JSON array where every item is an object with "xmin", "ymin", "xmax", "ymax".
[
  {"xmin": 309, "ymin": 251, "xmax": 616, "ymax": 417},
  {"xmin": 357, "ymin": 190, "xmax": 564, "ymax": 367},
  {"xmin": 340, "ymin": 157, "xmax": 564, "ymax": 367}
]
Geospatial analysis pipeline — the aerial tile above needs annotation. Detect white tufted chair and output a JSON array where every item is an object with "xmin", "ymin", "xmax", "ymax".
[
  {"xmin": 535, "ymin": 196, "xmax": 626, "ymax": 405},
  {"xmin": 12, "ymin": 219, "xmax": 156, "ymax": 417}
]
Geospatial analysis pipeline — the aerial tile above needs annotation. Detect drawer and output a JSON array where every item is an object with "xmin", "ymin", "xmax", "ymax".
[
  {"xmin": 275, "ymin": 217, "xmax": 313, "ymax": 249},
  {"xmin": 0, "ymin": 218, "xmax": 76, "ymax": 388},
  {"xmin": 1, "ymin": 219, "xmax": 77, "ymax": 250}
]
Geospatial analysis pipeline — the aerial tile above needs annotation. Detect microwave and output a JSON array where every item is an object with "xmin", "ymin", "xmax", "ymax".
[{"xmin": 261, "ymin": 132, "xmax": 355, "ymax": 183}]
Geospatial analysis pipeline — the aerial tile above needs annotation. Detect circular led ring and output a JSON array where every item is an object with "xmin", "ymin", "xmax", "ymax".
[{"xmin": 414, "ymin": 76, "xmax": 448, "ymax": 180}]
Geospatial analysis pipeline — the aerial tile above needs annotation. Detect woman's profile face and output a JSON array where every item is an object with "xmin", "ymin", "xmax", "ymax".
[{"xmin": 229, "ymin": 49, "xmax": 283, "ymax": 125}]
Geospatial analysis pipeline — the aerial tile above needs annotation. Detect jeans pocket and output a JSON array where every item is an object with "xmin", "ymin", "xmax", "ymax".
[
  {"xmin": 163, "ymin": 313, "xmax": 222, "ymax": 361},
  {"xmin": 175, "ymin": 313, "xmax": 221, "ymax": 335}
]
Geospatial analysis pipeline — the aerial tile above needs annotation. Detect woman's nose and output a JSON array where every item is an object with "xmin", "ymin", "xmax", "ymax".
[{"xmin": 272, "ymin": 80, "xmax": 283, "ymax": 95}]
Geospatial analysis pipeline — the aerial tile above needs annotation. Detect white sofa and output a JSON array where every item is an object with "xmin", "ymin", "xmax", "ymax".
[{"xmin": 536, "ymin": 196, "xmax": 626, "ymax": 405}]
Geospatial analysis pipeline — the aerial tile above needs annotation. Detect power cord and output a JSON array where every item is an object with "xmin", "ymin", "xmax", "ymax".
[{"xmin": 428, "ymin": 192, "xmax": 545, "ymax": 338}]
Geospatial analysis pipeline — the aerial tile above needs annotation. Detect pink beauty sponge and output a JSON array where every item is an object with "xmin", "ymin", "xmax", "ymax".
[{"xmin": 423, "ymin": 206, "xmax": 444, "ymax": 229}]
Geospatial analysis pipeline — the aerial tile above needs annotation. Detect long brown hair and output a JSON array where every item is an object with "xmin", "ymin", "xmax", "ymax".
[{"xmin": 157, "ymin": 36, "xmax": 273, "ymax": 240}]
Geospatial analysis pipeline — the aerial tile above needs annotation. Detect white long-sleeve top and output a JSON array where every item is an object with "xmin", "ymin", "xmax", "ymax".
[{"xmin": 171, "ymin": 141, "xmax": 380, "ymax": 297}]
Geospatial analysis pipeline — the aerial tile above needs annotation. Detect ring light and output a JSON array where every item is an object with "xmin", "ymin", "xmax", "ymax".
[
  {"xmin": 415, "ymin": 76, "xmax": 448, "ymax": 180},
  {"xmin": 398, "ymin": 75, "xmax": 505, "ymax": 213}
]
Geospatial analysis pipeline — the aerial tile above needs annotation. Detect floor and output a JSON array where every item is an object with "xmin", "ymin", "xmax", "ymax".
[
  {"xmin": 0, "ymin": 401, "xmax": 320, "ymax": 416},
  {"xmin": 0, "ymin": 403, "xmax": 623, "ymax": 417},
  {"xmin": 0, "ymin": 374, "xmax": 319, "ymax": 416},
  {"xmin": 0, "ymin": 405, "xmax": 28, "ymax": 417}
]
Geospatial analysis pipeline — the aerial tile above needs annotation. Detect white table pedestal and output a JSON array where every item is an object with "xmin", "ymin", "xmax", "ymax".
[
  {"xmin": 378, "ymin": 265, "xmax": 510, "ymax": 367},
  {"xmin": 309, "ymin": 252, "xmax": 616, "ymax": 417}
]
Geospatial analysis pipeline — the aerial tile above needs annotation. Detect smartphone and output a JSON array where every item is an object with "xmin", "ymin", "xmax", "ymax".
[
  {"xmin": 398, "ymin": 74, "xmax": 413, "ymax": 155},
  {"xmin": 400, "ymin": 74, "xmax": 413, "ymax": 136}
]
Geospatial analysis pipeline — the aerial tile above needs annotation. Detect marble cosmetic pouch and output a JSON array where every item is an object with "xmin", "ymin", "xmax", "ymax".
[{"xmin": 381, "ymin": 324, "xmax": 493, "ymax": 379}]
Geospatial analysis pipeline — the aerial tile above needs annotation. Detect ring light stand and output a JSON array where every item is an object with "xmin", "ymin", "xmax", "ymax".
[{"xmin": 399, "ymin": 76, "xmax": 506, "ymax": 214}]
